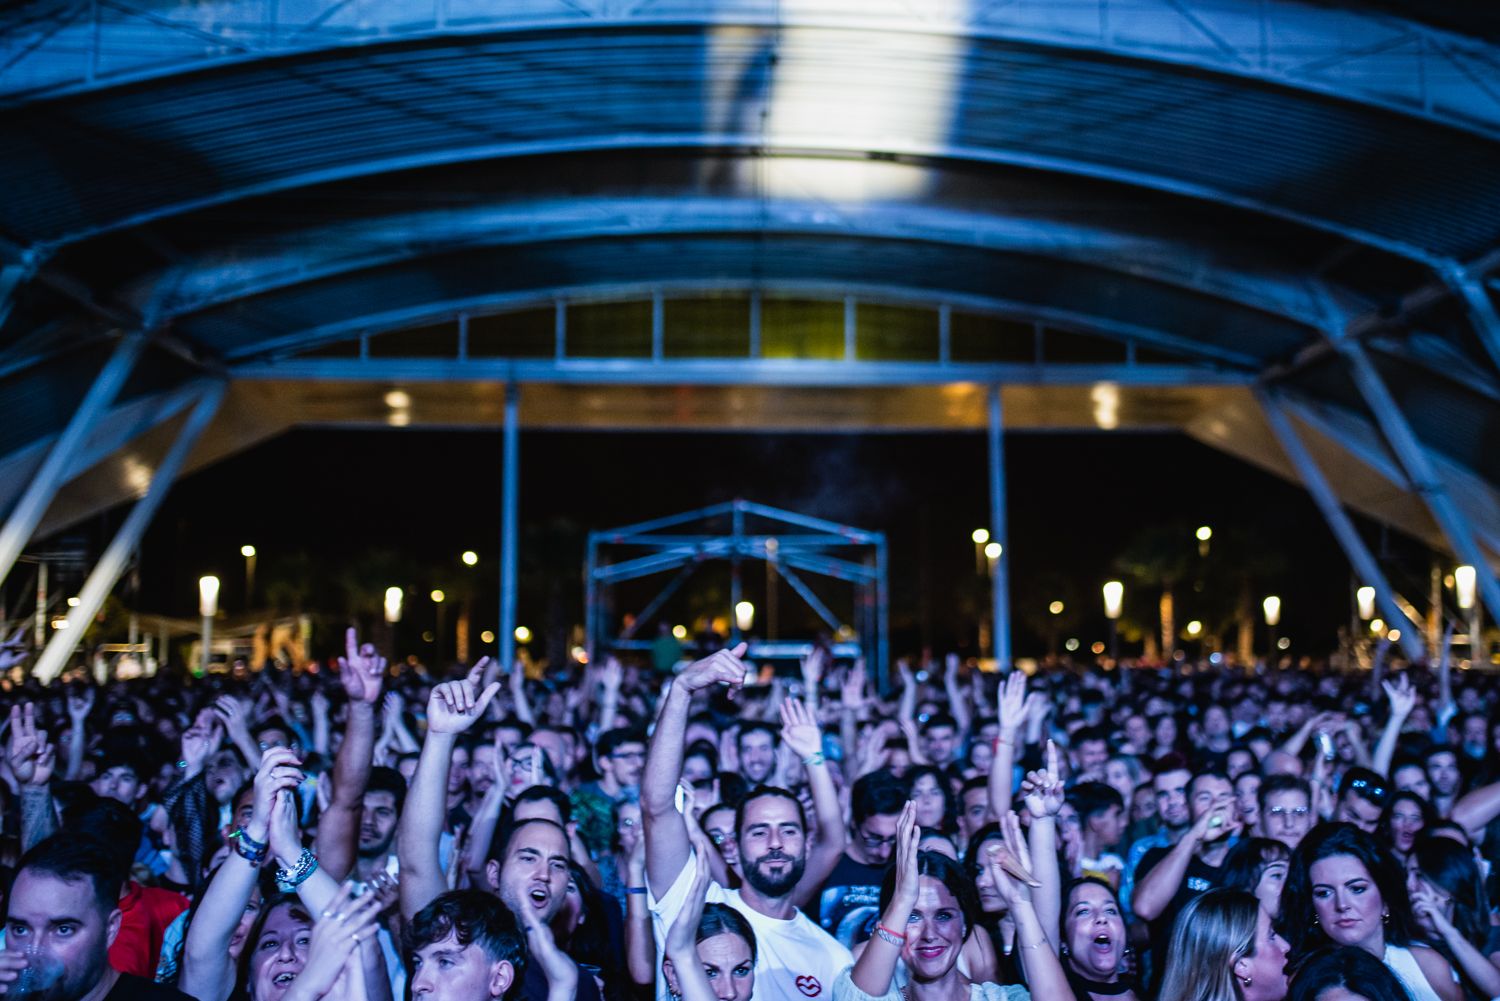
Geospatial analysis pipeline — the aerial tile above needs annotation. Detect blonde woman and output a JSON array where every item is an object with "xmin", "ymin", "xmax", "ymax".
[{"xmin": 1158, "ymin": 889, "xmax": 1289, "ymax": 1001}]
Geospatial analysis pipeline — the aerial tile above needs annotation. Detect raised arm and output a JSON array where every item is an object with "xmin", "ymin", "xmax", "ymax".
[
  {"xmin": 943, "ymin": 655, "xmax": 971, "ymax": 735},
  {"xmin": 782, "ymin": 698, "xmax": 846, "ymax": 909},
  {"xmin": 849, "ymin": 802, "xmax": 918, "ymax": 998},
  {"xmin": 509, "ymin": 665, "xmax": 536, "ymax": 727},
  {"xmin": 214, "ymin": 695, "xmax": 265, "ymax": 770},
  {"xmin": 1437, "ymin": 623, "xmax": 1457, "ymax": 725},
  {"xmin": 896, "ymin": 659, "xmax": 918, "ymax": 729},
  {"xmin": 1373, "ymin": 673, "xmax": 1415, "ymax": 777},
  {"xmin": 64, "ymin": 688, "xmax": 93, "ymax": 782},
  {"xmin": 1020, "ymin": 741, "xmax": 1064, "ymax": 948},
  {"xmin": 1133, "ymin": 800, "xmax": 1232, "ymax": 922},
  {"xmin": 801, "ymin": 647, "xmax": 825, "ymax": 713},
  {"xmin": 643, "ymin": 644, "xmax": 747, "ymax": 895},
  {"xmin": 7, "ymin": 703, "xmax": 57, "ymax": 851},
  {"xmin": 988, "ymin": 671, "xmax": 1027, "ymax": 821},
  {"xmin": 318, "ymin": 629, "xmax": 385, "ymax": 881},
  {"xmin": 398, "ymin": 663, "xmax": 499, "ymax": 920},
  {"xmin": 597, "ymin": 656, "xmax": 623, "ymax": 733},
  {"xmin": 989, "ymin": 813, "xmax": 1071, "ymax": 998},
  {"xmin": 182, "ymin": 748, "xmax": 302, "ymax": 1001}
]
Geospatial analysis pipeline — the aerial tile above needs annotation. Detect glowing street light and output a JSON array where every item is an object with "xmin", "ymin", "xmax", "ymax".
[
  {"xmin": 384, "ymin": 586, "xmax": 403, "ymax": 624},
  {"xmin": 1195, "ymin": 526, "xmax": 1213, "ymax": 542},
  {"xmin": 1356, "ymin": 586, "xmax": 1376, "ymax": 621},
  {"xmin": 461, "ymin": 550, "xmax": 479, "ymax": 567},
  {"xmin": 1186, "ymin": 620, "xmax": 1203, "ymax": 638},
  {"xmin": 672, "ymin": 624, "xmax": 688, "ymax": 640},
  {"xmin": 1455, "ymin": 566, "xmax": 1476, "ymax": 611},
  {"xmin": 241, "ymin": 544, "xmax": 256, "ymax": 558},
  {"xmin": 241, "ymin": 545, "xmax": 257, "ymax": 607},
  {"xmin": 430, "ymin": 589, "xmax": 445, "ymax": 603},
  {"xmin": 480, "ymin": 630, "xmax": 496, "ymax": 644},
  {"xmin": 514, "ymin": 626, "xmax": 532, "ymax": 644},
  {"xmin": 1370, "ymin": 618, "xmax": 1386, "ymax": 634},
  {"xmin": 1102, "ymin": 581, "xmax": 1124, "ymax": 620},
  {"xmin": 971, "ymin": 528, "xmax": 989, "ymax": 544},
  {"xmin": 971, "ymin": 528, "xmax": 989, "ymax": 574},
  {"xmin": 1262, "ymin": 596, "xmax": 1281, "ymax": 627},
  {"xmin": 198, "ymin": 575, "xmax": 220, "ymax": 674},
  {"xmin": 1048, "ymin": 601, "xmax": 1064, "ymax": 615},
  {"xmin": 735, "ymin": 601, "xmax": 756, "ymax": 633}
]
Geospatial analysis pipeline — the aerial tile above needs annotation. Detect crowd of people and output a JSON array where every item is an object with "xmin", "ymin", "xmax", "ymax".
[{"xmin": 1, "ymin": 628, "xmax": 1499, "ymax": 1001}]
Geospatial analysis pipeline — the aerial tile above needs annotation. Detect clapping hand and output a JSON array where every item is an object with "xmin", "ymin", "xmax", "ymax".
[{"xmin": 987, "ymin": 810, "xmax": 1041, "ymax": 908}]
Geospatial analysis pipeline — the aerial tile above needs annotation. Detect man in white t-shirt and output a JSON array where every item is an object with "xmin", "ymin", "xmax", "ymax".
[{"xmin": 643, "ymin": 644, "xmax": 853, "ymax": 1001}]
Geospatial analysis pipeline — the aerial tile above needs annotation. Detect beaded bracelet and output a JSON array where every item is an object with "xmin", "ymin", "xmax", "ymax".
[
  {"xmin": 275, "ymin": 849, "xmax": 319, "ymax": 890},
  {"xmin": 803, "ymin": 751, "xmax": 826, "ymax": 767},
  {"xmin": 874, "ymin": 924, "xmax": 907, "ymax": 946},
  {"xmin": 232, "ymin": 838, "xmax": 267, "ymax": 866},
  {"xmin": 230, "ymin": 827, "xmax": 268, "ymax": 853}
]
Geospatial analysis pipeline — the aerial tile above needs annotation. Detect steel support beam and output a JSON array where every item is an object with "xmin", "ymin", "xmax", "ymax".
[
  {"xmin": 1448, "ymin": 272, "xmax": 1500, "ymax": 375},
  {"xmin": 1338, "ymin": 342, "xmax": 1500, "ymax": 623},
  {"xmin": 494, "ymin": 384, "xmax": 520, "ymax": 684},
  {"xmin": 0, "ymin": 329, "xmax": 148, "ymax": 588},
  {"xmin": 770, "ymin": 560, "xmax": 843, "ymax": 634},
  {"xmin": 618, "ymin": 562, "xmax": 699, "ymax": 641},
  {"xmin": 988, "ymin": 386, "xmax": 1011, "ymax": 670},
  {"xmin": 1257, "ymin": 388, "xmax": 1427, "ymax": 661},
  {"xmin": 31, "ymin": 381, "xmax": 225, "ymax": 683}
]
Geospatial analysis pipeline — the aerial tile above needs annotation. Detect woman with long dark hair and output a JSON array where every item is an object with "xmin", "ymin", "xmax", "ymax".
[
  {"xmin": 1279, "ymin": 823, "xmax": 1461, "ymax": 1001},
  {"xmin": 1157, "ymin": 888, "xmax": 1289, "ymax": 1001},
  {"xmin": 1382, "ymin": 793, "xmax": 1434, "ymax": 866},
  {"xmin": 1222, "ymin": 839, "xmax": 1291, "ymax": 921},
  {"xmin": 907, "ymin": 766, "xmax": 958, "ymax": 835},
  {"xmin": 1059, "ymin": 877, "xmax": 1141, "ymax": 1001},
  {"xmin": 1406, "ymin": 835, "xmax": 1500, "ymax": 999}
]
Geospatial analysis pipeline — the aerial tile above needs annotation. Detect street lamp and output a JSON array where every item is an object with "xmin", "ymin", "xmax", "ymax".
[
  {"xmin": 240, "ymin": 545, "xmax": 257, "ymax": 607},
  {"xmin": 983, "ymin": 542, "xmax": 1001, "ymax": 577},
  {"xmin": 1356, "ymin": 586, "xmax": 1376, "ymax": 621},
  {"xmin": 971, "ymin": 528, "xmax": 989, "ymax": 574},
  {"xmin": 1103, "ymin": 581, "xmax": 1123, "ymax": 660},
  {"xmin": 1456, "ymin": 566, "xmax": 1481, "ymax": 664},
  {"xmin": 735, "ymin": 601, "xmax": 755, "ymax": 633},
  {"xmin": 198, "ymin": 575, "xmax": 220, "ymax": 674},
  {"xmin": 1263, "ymin": 595, "xmax": 1281, "ymax": 659},
  {"xmin": 1196, "ymin": 525, "xmax": 1212, "ymax": 556},
  {"xmin": 514, "ymin": 626, "xmax": 532, "ymax": 644},
  {"xmin": 431, "ymin": 589, "xmax": 447, "ymax": 666},
  {"xmin": 461, "ymin": 550, "xmax": 479, "ymax": 567},
  {"xmin": 1048, "ymin": 601, "xmax": 1064, "ymax": 615},
  {"xmin": 384, "ymin": 587, "xmax": 403, "ymax": 624}
]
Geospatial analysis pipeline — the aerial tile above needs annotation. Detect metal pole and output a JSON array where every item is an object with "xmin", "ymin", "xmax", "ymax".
[
  {"xmin": 0, "ymin": 330, "xmax": 147, "ymax": 587},
  {"xmin": 730, "ymin": 502, "xmax": 744, "ymax": 645},
  {"xmin": 988, "ymin": 386, "xmax": 1011, "ymax": 670},
  {"xmin": 1338, "ymin": 341, "xmax": 1500, "ymax": 624},
  {"xmin": 32, "ymin": 382, "xmax": 225, "ymax": 684},
  {"xmin": 1256, "ymin": 388, "xmax": 1426, "ymax": 661},
  {"xmin": 200, "ymin": 612, "xmax": 213, "ymax": 674},
  {"xmin": 493, "ymin": 383, "xmax": 520, "ymax": 686},
  {"xmin": 33, "ymin": 561, "xmax": 46, "ymax": 650}
]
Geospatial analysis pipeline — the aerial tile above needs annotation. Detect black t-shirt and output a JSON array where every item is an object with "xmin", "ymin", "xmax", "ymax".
[
  {"xmin": 105, "ymin": 973, "xmax": 194, "ymax": 1001},
  {"xmin": 1136, "ymin": 845, "xmax": 1224, "ymax": 986},
  {"xmin": 817, "ymin": 852, "xmax": 889, "ymax": 948}
]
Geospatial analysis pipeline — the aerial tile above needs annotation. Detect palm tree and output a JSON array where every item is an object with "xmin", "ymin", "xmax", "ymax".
[{"xmin": 1114, "ymin": 523, "xmax": 1198, "ymax": 661}]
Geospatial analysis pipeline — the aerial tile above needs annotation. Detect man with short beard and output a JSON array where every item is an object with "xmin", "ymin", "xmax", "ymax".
[
  {"xmin": 2, "ymin": 835, "xmax": 192, "ymax": 1001},
  {"xmin": 643, "ymin": 645, "xmax": 851, "ymax": 1001}
]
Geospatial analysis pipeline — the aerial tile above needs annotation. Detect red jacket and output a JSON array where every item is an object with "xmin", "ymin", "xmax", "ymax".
[{"xmin": 109, "ymin": 881, "xmax": 189, "ymax": 978}]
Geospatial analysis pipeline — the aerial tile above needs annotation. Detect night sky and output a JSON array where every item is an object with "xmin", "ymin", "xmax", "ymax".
[{"xmin": 61, "ymin": 428, "xmax": 1435, "ymax": 662}]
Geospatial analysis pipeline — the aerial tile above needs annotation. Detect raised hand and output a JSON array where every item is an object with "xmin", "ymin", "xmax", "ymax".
[
  {"xmin": 944, "ymin": 652, "xmax": 960, "ymax": 683},
  {"xmin": 802, "ymin": 647, "xmax": 826, "ymax": 689},
  {"xmin": 998, "ymin": 670, "xmax": 1027, "ymax": 734},
  {"xmin": 338, "ymin": 627, "xmax": 387, "ymax": 705},
  {"xmin": 886, "ymin": 801, "xmax": 921, "ymax": 918},
  {"xmin": 425, "ymin": 661, "xmax": 500, "ymax": 734},
  {"xmin": 665, "ymin": 848, "xmax": 713, "ymax": 958},
  {"xmin": 213, "ymin": 694, "xmax": 253, "ymax": 737},
  {"xmin": 1021, "ymin": 740, "xmax": 1065, "ymax": 819},
  {"xmin": 0, "ymin": 624, "xmax": 29, "ymax": 672},
  {"xmin": 841, "ymin": 659, "xmax": 868, "ymax": 710},
  {"xmin": 180, "ymin": 709, "xmax": 223, "ymax": 775},
  {"xmin": 676, "ymin": 643, "xmax": 749, "ymax": 696},
  {"xmin": 1382, "ymin": 672, "xmax": 1416, "ymax": 718},
  {"xmin": 601, "ymin": 655, "xmax": 623, "ymax": 692},
  {"xmin": 6, "ymin": 703, "xmax": 54, "ymax": 786},
  {"xmin": 251, "ymin": 747, "xmax": 304, "ymax": 842},
  {"xmin": 310, "ymin": 689, "xmax": 331, "ymax": 721},
  {"xmin": 66, "ymin": 688, "xmax": 95, "ymax": 723},
  {"xmin": 778, "ymin": 698, "xmax": 823, "ymax": 760},
  {"xmin": 284, "ymin": 881, "xmax": 386, "ymax": 1001},
  {"xmin": 987, "ymin": 810, "xmax": 1041, "ymax": 908},
  {"xmin": 267, "ymin": 786, "xmax": 304, "ymax": 865},
  {"xmin": 519, "ymin": 909, "xmax": 579, "ymax": 1000}
]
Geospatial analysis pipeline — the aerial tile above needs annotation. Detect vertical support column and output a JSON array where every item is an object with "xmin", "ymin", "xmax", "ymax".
[
  {"xmin": 875, "ymin": 536, "xmax": 890, "ymax": 693},
  {"xmin": 495, "ymin": 383, "xmax": 520, "ymax": 684},
  {"xmin": 988, "ymin": 386, "xmax": 1011, "ymax": 670},
  {"xmin": 32, "ymin": 381, "xmax": 225, "ymax": 684},
  {"xmin": 1256, "ymin": 388, "xmax": 1427, "ymax": 661},
  {"xmin": 33, "ymin": 561, "xmax": 46, "ymax": 650},
  {"xmin": 1338, "ymin": 342, "xmax": 1500, "ymax": 624},
  {"xmin": 583, "ymin": 535, "xmax": 598, "ymax": 664},
  {"xmin": 729, "ymin": 502, "xmax": 744, "ymax": 645},
  {"xmin": 0, "ymin": 329, "xmax": 147, "ymax": 586}
]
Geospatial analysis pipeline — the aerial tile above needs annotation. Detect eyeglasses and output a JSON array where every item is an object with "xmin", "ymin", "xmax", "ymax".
[
  {"xmin": 610, "ymin": 750, "xmax": 646, "ymax": 762},
  {"xmin": 618, "ymin": 817, "xmax": 638, "ymax": 829},
  {"xmin": 859, "ymin": 831, "xmax": 898, "ymax": 850},
  {"xmin": 709, "ymin": 831, "xmax": 734, "ymax": 846},
  {"xmin": 1266, "ymin": 806, "xmax": 1310, "ymax": 819}
]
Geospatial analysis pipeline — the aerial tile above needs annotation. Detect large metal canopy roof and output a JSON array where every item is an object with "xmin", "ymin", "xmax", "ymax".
[{"xmin": 1, "ymin": 0, "xmax": 1499, "ymax": 571}]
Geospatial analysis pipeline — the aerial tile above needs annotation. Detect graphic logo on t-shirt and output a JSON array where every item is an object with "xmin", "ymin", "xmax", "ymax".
[{"xmin": 795, "ymin": 975, "xmax": 822, "ymax": 997}]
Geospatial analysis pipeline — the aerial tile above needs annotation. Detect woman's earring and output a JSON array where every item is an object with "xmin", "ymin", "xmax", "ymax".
[
  {"xmin": 1383, "ymin": 909, "xmax": 1390, "ymax": 924},
  {"xmin": 1240, "ymin": 976, "xmax": 1254, "ymax": 988}
]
